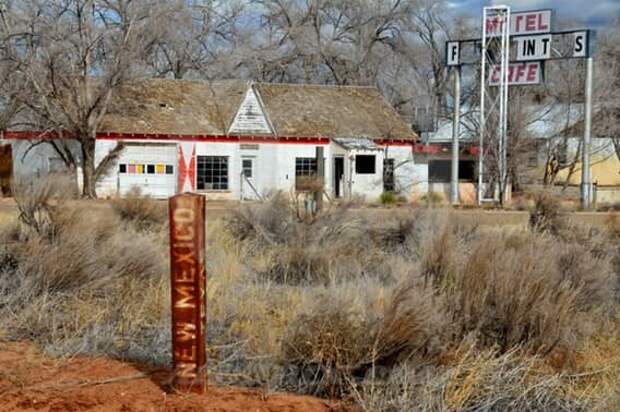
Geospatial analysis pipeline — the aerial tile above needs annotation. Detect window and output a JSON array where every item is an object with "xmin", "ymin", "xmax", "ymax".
[
  {"xmin": 165, "ymin": 165, "xmax": 174, "ymax": 175},
  {"xmin": 429, "ymin": 160, "xmax": 451, "ymax": 183},
  {"xmin": 295, "ymin": 157, "xmax": 318, "ymax": 191},
  {"xmin": 197, "ymin": 156, "xmax": 228, "ymax": 190},
  {"xmin": 147, "ymin": 164, "xmax": 155, "ymax": 174},
  {"xmin": 429, "ymin": 160, "xmax": 476, "ymax": 183},
  {"xmin": 242, "ymin": 159, "xmax": 253, "ymax": 178},
  {"xmin": 295, "ymin": 157, "xmax": 317, "ymax": 177},
  {"xmin": 355, "ymin": 155, "xmax": 376, "ymax": 174},
  {"xmin": 119, "ymin": 164, "xmax": 127, "ymax": 173}
]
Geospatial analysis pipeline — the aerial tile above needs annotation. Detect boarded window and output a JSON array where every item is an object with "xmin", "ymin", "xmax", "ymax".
[
  {"xmin": 355, "ymin": 155, "xmax": 376, "ymax": 174},
  {"xmin": 429, "ymin": 160, "xmax": 475, "ymax": 182},
  {"xmin": 197, "ymin": 156, "xmax": 228, "ymax": 190}
]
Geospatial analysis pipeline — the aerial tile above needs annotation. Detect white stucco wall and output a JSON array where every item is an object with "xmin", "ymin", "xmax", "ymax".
[{"xmin": 12, "ymin": 138, "xmax": 423, "ymax": 202}]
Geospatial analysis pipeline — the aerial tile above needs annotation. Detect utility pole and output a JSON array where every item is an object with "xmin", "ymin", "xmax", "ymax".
[
  {"xmin": 581, "ymin": 56, "xmax": 593, "ymax": 209},
  {"xmin": 450, "ymin": 66, "xmax": 461, "ymax": 205}
]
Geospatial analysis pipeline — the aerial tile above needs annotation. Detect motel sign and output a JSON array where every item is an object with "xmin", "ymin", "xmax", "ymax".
[{"xmin": 485, "ymin": 9, "xmax": 552, "ymax": 37}]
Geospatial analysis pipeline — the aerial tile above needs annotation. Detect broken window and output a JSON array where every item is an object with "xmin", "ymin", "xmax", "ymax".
[
  {"xmin": 197, "ymin": 156, "xmax": 228, "ymax": 190},
  {"xmin": 355, "ymin": 155, "xmax": 376, "ymax": 174}
]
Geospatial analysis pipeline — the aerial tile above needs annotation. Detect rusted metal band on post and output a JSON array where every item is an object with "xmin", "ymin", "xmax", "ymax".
[{"xmin": 169, "ymin": 193, "xmax": 207, "ymax": 394}]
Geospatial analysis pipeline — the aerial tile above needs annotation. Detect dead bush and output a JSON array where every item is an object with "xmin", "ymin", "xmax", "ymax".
[
  {"xmin": 444, "ymin": 231, "xmax": 613, "ymax": 354},
  {"xmin": 0, "ymin": 199, "xmax": 168, "ymax": 360},
  {"xmin": 110, "ymin": 187, "xmax": 167, "ymax": 230},
  {"xmin": 529, "ymin": 191, "xmax": 567, "ymax": 234},
  {"xmin": 12, "ymin": 174, "xmax": 77, "ymax": 237},
  {"xmin": 281, "ymin": 285, "xmax": 444, "ymax": 398}
]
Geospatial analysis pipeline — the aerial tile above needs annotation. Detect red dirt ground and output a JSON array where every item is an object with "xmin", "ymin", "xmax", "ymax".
[{"xmin": 0, "ymin": 342, "xmax": 351, "ymax": 412}]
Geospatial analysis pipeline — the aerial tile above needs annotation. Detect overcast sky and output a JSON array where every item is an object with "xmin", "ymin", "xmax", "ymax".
[{"xmin": 447, "ymin": 0, "xmax": 620, "ymax": 27}]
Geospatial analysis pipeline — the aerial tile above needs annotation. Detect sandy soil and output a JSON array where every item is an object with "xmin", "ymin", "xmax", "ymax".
[{"xmin": 0, "ymin": 342, "xmax": 350, "ymax": 412}]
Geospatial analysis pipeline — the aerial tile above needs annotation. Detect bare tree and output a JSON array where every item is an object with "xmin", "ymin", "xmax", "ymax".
[
  {"xmin": 147, "ymin": 0, "xmax": 245, "ymax": 80},
  {"xmin": 3, "ymin": 0, "xmax": 168, "ymax": 197}
]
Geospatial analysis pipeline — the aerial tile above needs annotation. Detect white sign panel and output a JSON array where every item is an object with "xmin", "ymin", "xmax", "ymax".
[
  {"xmin": 515, "ymin": 34, "xmax": 552, "ymax": 61},
  {"xmin": 489, "ymin": 62, "xmax": 542, "ymax": 86},
  {"xmin": 446, "ymin": 41, "xmax": 460, "ymax": 66},
  {"xmin": 486, "ymin": 9, "xmax": 552, "ymax": 37},
  {"xmin": 573, "ymin": 31, "xmax": 588, "ymax": 58}
]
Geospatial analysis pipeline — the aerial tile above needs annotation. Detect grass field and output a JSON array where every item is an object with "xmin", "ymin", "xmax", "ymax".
[{"xmin": 1, "ymin": 182, "xmax": 619, "ymax": 410}]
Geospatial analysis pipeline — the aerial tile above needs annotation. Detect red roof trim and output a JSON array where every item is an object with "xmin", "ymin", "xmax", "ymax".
[{"xmin": 4, "ymin": 131, "xmax": 417, "ymax": 146}]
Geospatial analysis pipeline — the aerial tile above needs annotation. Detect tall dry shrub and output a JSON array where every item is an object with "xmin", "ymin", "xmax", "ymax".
[
  {"xmin": 529, "ymin": 191, "xmax": 567, "ymax": 234},
  {"xmin": 0, "ymin": 184, "xmax": 168, "ymax": 361},
  {"xmin": 444, "ymin": 231, "xmax": 613, "ymax": 353},
  {"xmin": 225, "ymin": 193, "xmax": 391, "ymax": 284},
  {"xmin": 110, "ymin": 187, "xmax": 167, "ymax": 230}
]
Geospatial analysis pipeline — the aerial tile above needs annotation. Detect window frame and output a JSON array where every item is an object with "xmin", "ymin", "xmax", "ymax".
[{"xmin": 197, "ymin": 155, "xmax": 229, "ymax": 191}]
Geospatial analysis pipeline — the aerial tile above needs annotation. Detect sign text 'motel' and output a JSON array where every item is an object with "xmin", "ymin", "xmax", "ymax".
[
  {"xmin": 486, "ymin": 9, "xmax": 552, "ymax": 36},
  {"xmin": 169, "ymin": 193, "xmax": 207, "ymax": 394}
]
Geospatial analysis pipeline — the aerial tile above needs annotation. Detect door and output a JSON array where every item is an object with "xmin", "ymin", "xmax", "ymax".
[
  {"xmin": 241, "ymin": 156, "xmax": 259, "ymax": 200},
  {"xmin": 333, "ymin": 157, "xmax": 344, "ymax": 198},
  {"xmin": 0, "ymin": 144, "xmax": 12, "ymax": 196},
  {"xmin": 117, "ymin": 144, "xmax": 177, "ymax": 198}
]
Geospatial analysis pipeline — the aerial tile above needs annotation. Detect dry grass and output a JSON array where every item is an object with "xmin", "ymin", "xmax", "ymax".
[{"xmin": 1, "ymin": 189, "xmax": 619, "ymax": 409}]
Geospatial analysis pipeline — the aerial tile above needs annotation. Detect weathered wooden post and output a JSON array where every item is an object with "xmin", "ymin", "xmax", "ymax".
[
  {"xmin": 315, "ymin": 146, "xmax": 324, "ymax": 212},
  {"xmin": 168, "ymin": 193, "xmax": 207, "ymax": 394}
]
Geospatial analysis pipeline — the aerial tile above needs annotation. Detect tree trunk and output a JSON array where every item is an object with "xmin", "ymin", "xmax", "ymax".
[{"xmin": 81, "ymin": 137, "xmax": 97, "ymax": 198}]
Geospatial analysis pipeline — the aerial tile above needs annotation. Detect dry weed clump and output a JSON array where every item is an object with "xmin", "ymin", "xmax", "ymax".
[
  {"xmin": 529, "ymin": 191, "xmax": 567, "ymax": 234},
  {"xmin": 224, "ymin": 193, "xmax": 395, "ymax": 284},
  {"xmin": 110, "ymin": 187, "xmax": 167, "ymax": 230},
  {"xmin": 0, "ymin": 180, "xmax": 169, "ymax": 363}
]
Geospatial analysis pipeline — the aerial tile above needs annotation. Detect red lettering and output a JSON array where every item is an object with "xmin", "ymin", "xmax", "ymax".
[
  {"xmin": 516, "ymin": 64, "xmax": 526, "ymax": 81},
  {"xmin": 514, "ymin": 15, "xmax": 524, "ymax": 32},
  {"xmin": 525, "ymin": 14, "xmax": 536, "ymax": 31},
  {"xmin": 527, "ymin": 64, "xmax": 538, "ymax": 82},
  {"xmin": 490, "ymin": 66, "xmax": 500, "ymax": 83},
  {"xmin": 538, "ymin": 13, "xmax": 548, "ymax": 31},
  {"xmin": 507, "ymin": 65, "xmax": 515, "ymax": 82}
]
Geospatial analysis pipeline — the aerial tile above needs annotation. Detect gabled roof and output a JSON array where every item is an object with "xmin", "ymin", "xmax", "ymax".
[
  {"xmin": 99, "ymin": 79, "xmax": 416, "ymax": 141},
  {"xmin": 101, "ymin": 79, "xmax": 247, "ymax": 136},
  {"xmin": 253, "ymin": 83, "xmax": 414, "ymax": 140}
]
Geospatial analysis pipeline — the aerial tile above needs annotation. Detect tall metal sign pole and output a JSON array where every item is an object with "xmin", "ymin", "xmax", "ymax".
[
  {"xmin": 450, "ymin": 66, "xmax": 461, "ymax": 205},
  {"xmin": 581, "ymin": 56, "xmax": 594, "ymax": 209},
  {"xmin": 479, "ymin": 5, "xmax": 511, "ymax": 205},
  {"xmin": 169, "ymin": 193, "xmax": 207, "ymax": 394}
]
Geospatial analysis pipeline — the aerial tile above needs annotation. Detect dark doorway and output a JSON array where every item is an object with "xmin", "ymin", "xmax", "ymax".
[
  {"xmin": 333, "ymin": 157, "xmax": 344, "ymax": 198},
  {"xmin": 0, "ymin": 145, "xmax": 12, "ymax": 196}
]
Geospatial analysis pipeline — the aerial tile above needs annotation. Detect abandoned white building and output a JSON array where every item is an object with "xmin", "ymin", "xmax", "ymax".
[{"xmin": 3, "ymin": 80, "xmax": 421, "ymax": 200}]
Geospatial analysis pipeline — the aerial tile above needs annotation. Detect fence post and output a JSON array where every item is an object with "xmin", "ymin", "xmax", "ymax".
[{"xmin": 168, "ymin": 193, "xmax": 207, "ymax": 394}]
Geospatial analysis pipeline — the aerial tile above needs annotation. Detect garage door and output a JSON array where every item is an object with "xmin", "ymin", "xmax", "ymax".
[{"xmin": 117, "ymin": 144, "xmax": 177, "ymax": 198}]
